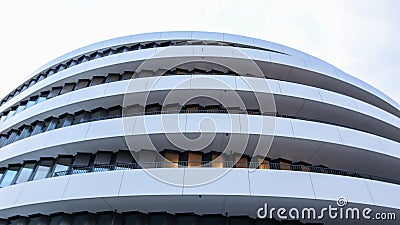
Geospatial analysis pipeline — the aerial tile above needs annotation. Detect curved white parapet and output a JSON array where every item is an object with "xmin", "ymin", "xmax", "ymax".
[
  {"xmin": 1, "ymin": 35, "xmax": 398, "ymax": 117},
  {"xmin": 0, "ymin": 115, "xmax": 399, "ymax": 181},
  {"xmin": 0, "ymin": 76, "xmax": 398, "ymax": 144},
  {"xmin": 0, "ymin": 169, "xmax": 398, "ymax": 220}
]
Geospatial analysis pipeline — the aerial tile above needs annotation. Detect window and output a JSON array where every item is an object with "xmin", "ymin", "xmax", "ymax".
[
  {"xmin": 5, "ymin": 107, "xmax": 17, "ymax": 120},
  {"xmin": 31, "ymin": 121, "xmax": 45, "ymax": 136},
  {"xmin": 47, "ymin": 68, "xmax": 57, "ymax": 76},
  {"xmin": 105, "ymin": 73, "xmax": 120, "ymax": 83},
  {"xmin": 72, "ymin": 213, "xmax": 97, "ymax": 225},
  {"xmin": 0, "ymin": 165, "xmax": 20, "ymax": 187},
  {"xmin": 163, "ymin": 150, "xmax": 179, "ymax": 168},
  {"xmin": 25, "ymin": 96, "xmax": 38, "ymax": 109},
  {"xmin": 72, "ymin": 111, "xmax": 90, "ymax": 125},
  {"xmin": 72, "ymin": 153, "xmax": 92, "ymax": 174},
  {"xmin": 16, "ymin": 125, "xmax": 32, "ymax": 141},
  {"xmin": 121, "ymin": 71, "xmax": 134, "ymax": 80},
  {"xmin": 186, "ymin": 152, "xmax": 203, "ymax": 167},
  {"xmin": 89, "ymin": 76, "xmax": 105, "ymax": 86},
  {"xmin": 49, "ymin": 214, "xmax": 73, "ymax": 225},
  {"xmin": 37, "ymin": 73, "xmax": 47, "ymax": 82},
  {"xmin": 68, "ymin": 59, "xmax": 78, "ymax": 67},
  {"xmin": 96, "ymin": 212, "xmax": 122, "ymax": 225},
  {"xmin": 115, "ymin": 151, "xmax": 133, "ymax": 170},
  {"xmin": 60, "ymin": 83, "xmax": 76, "ymax": 95},
  {"xmin": 90, "ymin": 108, "xmax": 108, "ymax": 121},
  {"xmin": 47, "ymin": 86, "xmax": 62, "ymax": 98},
  {"xmin": 15, "ymin": 103, "xmax": 26, "ymax": 114},
  {"xmin": 0, "ymin": 113, "xmax": 6, "ymax": 122},
  {"xmin": 44, "ymin": 117, "xmax": 59, "ymax": 132},
  {"xmin": 21, "ymin": 84, "xmax": 29, "ymax": 92},
  {"xmin": 0, "ymin": 135, "xmax": 7, "ymax": 147},
  {"xmin": 3, "ymin": 129, "xmax": 20, "ymax": 145},
  {"xmin": 32, "ymin": 159, "xmax": 54, "ymax": 180},
  {"xmin": 28, "ymin": 79, "xmax": 37, "ymax": 88},
  {"xmin": 0, "ymin": 168, "xmax": 5, "ymax": 182},
  {"xmin": 15, "ymin": 162, "xmax": 36, "ymax": 184},
  {"xmin": 93, "ymin": 152, "xmax": 112, "ymax": 172},
  {"xmin": 55, "ymin": 114, "xmax": 74, "ymax": 129},
  {"xmin": 36, "ymin": 91, "xmax": 50, "ymax": 104},
  {"xmin": 74, "ymin": 79, "xmax": 90, "ymax": 91},
  {"xmin": 145, "ymin": 103, "xmax": 162, "ymax": 113},
  {"xmin": 53, "ymin": 157, "xmax": 73, "ymax": 176},
  {"xmin": 108, "ymin": 106, "xmax": 122, "ymax": 117}
]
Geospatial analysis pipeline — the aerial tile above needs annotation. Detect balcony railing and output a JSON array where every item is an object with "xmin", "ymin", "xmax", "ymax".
[{"xmin": 53, "ymin": 161, "xmax": 400, "ymax": 185}]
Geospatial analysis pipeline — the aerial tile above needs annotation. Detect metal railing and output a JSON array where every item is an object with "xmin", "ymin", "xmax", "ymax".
[{"xmin": 53, "ymin": 161, "xmax": 400, "ymax": 185}]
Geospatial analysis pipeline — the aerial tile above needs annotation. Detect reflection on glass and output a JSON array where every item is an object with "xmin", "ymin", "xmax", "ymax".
[
  {"xmin": 0, "ymin": 165, "xmax": 20, "ymax": 187},
  {"xmin": 15, "ymin": 162, "xmax": 36, "ymax": 184},
  {"xmin": 33, "ymin": 159, "xmax": 54, "ymax": 180},
  {"xmin": 53, "ymin": 157, "xmax": 73, "ymax": 176}
]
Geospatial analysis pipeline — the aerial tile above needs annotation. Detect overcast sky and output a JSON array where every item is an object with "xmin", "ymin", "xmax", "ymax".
[{"xmin": 0, "ymin": 0, "xmax": 398, "ymax": 104}]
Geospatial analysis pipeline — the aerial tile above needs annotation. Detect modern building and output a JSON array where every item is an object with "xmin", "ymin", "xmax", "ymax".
[{"xmin": 0, "ymin": 31, "xmax": 398, "ymax": 224}]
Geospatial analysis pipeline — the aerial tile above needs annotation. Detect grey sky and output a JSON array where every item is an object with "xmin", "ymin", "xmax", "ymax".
[{"xmin": 0, "ymin": 0, "xmax": 398, "ymax": 104}]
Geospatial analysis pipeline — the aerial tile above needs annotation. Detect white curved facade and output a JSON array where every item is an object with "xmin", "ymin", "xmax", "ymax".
[{"xmin": 0, "ymin": 31, "xmax": 399, "ymax": 225}]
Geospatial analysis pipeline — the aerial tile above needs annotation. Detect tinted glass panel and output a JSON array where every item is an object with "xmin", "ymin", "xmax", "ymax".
[
  {"xmin": 53, "ymin": 157, "xmax": 73, "ymax": 175},
  {"xmin": 15, "ymin": 162, "xmax": 36, "ymax": 184},
  {"xmin": 49, "ymin": 214, "xmax": 73, "ymax": 225},
  {"xmin": 33, "ymin": 159, "xmax": 54, "ymax": 180},
  {"xmin": 0, "ymin": 165, "xmax": 20, "ymax": 187}
]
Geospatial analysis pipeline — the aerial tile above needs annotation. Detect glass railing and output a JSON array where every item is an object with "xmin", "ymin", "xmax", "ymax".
[{"xmin": 52, "ymin": 161, "xmax": 400, "ymax": 185}]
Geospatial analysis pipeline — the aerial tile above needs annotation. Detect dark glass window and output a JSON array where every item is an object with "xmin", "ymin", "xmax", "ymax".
[
  {"xmin": 72, "ymin": 153, "xmax": 92, "ymax": 174},
  {"xmin": 27, "ymin": 215, "xmax": 50, "ymax": 225},
  {"xmin": 31, "ymin": 121, "xmax": 45, "ymax": 136},
  {"xmin": 68, "ymin": 59, "xmax": 78, "ymax": 67},
  {"xmin": 37, "ymin": 73, "xmax": 47, "ymax": 82},
  {"xmin": 109, "ymin": 106, "xmax": 122, "ymax": 117},
  {"xmin": 9, "ymin": 217, "xmax": 29, "ymax": 225},
  {"xmin": 21, "ymin": 84, "xmax": 29, "ymax": 92},
  {"xmin": 37, "ymin": 91, "xmax": 50, "ymax": 104},
  {"xmin": 105, "ymin": 74, "xmax": 120, "ymax": 83},
  {"xmin": 0, "ymin": 114, "xmax": 6, "ymax": 122},
  {"xmin": 56, "ymin": 114, "xmax": 74, "ymax": 129},
  {"xmin": 94, "ymin": 152, "xmax": 112, "ymax": 165},
  {"xmin": 16, "ymin": 125, "xmax": 32, "ymax": 141},
  {"xmin": 93, "ymin": 153, "xmax": 113, "ymax": 172},
  {"xmin": 0, "ymin": 165, "xmax": 21, "ymax": 187},
  {"xmin": 49, "ymin": 214, "xmax": 73, "ymax": 225},
  {"xmin": 6, "ymin": 107, "xmax": 17, "ymax": 120},
  {"xmin": 33, "ymin": 159, "xmax": 55, "ymax": 180},
  {"xmin": 0, "ymin": 135, "xmax": 7, "ymax": 146},
  {"xmin": 72, "ymin": 213, "xmax": 97, "ymax": 225},
  {"xmin": 28, "ymin": 79, "xmax": 37, "ymax": 88},
  {"xmin": 44, "ymin": 117, "xmax": 59, "ymax": 132},
  {"xmin": 47, "ymin": 86, "xmax": 62, "ymax": 99},
  {"xmin": 25, "ymin": 96, "xmax": 38, "ymax": 109},
  {"xmin": 89, "ymin": 76, "xmax": 106, "ymax": 86},
  {"xmin": 96, "ymin": 212, "xmax": 122, "ymax": 225},
  {"xmin": 15, "ymin": 103, "xmax": 26, "ymax": 114},
  {"xmin": 72, "ymin": 111, "xmax": 90, "ymax": 125},
  {"xmin": 53, "ymin": 157, "xmax": 74, "ymax": 176},
  {"xmin": 3, "ymin": 129, "xmax": 20, "ymax": 145},
  {"xmin": 15, "ymin": 162, "xmax": 36, "ymax": 184},
  {"xmin": 115, "ymin": 151, "xmax": 134, "ymax": 170},
  {"xmin": 74, "ymin": 79, "xmax": 90, "ymax": 91},
  {"xmin": 121, "ymin": 71, "xmax": 134, "ymax": 80},
  {"xmin": 0, "ymin": 168, "xmax": 5, "ymax": 182},
  {"xmin": 60, "ymin": 83, "xmax": 76, "ymax": 95},
  {"xmin": 90, "ymin": 108, "xmax": 108, "ymax": 121}
]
